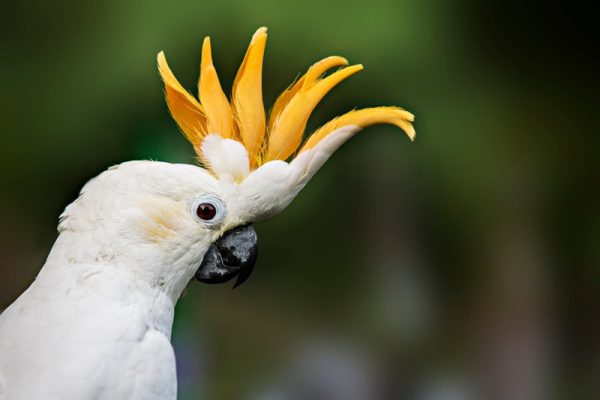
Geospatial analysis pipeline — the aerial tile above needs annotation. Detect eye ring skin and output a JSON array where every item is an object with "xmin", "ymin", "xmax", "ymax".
[{"xmin": 189, "ymin": 195, "xmax": 227, "ymax": 227}]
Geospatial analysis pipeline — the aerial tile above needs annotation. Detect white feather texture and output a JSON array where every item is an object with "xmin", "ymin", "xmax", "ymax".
[
  {"xmin": 201, "ymin": 134, "xmax": 250, "ymax": 182},
  {"xmin": 233, "ymin": 125, "xmax": 359, "ymax": 222},
  {"xmin": 0, "ymin": 161, "xmax": 224, "ymax": 400},
  {"xmin": 0, "ymin": 264, "xmax": 177, "ymax": 399}
]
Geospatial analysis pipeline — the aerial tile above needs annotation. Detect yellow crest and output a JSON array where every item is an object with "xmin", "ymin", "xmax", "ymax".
[{"xmin": 158, "ymin": 27, "xmax": 415, "ymax": 171}]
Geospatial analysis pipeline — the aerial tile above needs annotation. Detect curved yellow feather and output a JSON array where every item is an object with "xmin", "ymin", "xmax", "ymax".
[
  {"xmin": 267, "ymin": 56, "xmax": 348, "ymax": 135},
  {"xmin": 158, "ymin": 28, "xmax": 416, "ymax": 175},
  {"xmin": 232, "ymin": 27, "xmax": 268, "ymax": 164},
  {"xmin": 265, "ymin": 64, "xmax": 363, "ymax": 162},
  {"xmin": 157, "ymin": 51, "xmax": 207, "ymax": 149},
  {"xmin": 302, "ymin": 56, "xmax": 349, "ymax": 88},
  {"xmin": 199, "ymin": 37, "xmax": 235, "ymax": 139},
  {"xmin": 300, "ymin": 107, "xmax": 415, "ymax": 152}
]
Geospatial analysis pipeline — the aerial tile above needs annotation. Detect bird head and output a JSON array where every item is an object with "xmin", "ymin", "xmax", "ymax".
[{"xmin": 57, "ymin": 27, "xmax": 414, "ymax": 299}]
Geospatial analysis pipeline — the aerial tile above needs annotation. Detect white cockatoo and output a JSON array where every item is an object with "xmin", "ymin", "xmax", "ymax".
[{"xmin": 0, "ymin": 27, "xmax": 414, "ymax": 399}]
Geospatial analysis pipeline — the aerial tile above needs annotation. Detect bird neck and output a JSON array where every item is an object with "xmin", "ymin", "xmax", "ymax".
[
  {"xmin": 45, "ymin": 230, "xmax": 198, "ymax": 303},
  {"xmin": 37, "ymin": 233, "xmax": 191, "ymax": 338}
]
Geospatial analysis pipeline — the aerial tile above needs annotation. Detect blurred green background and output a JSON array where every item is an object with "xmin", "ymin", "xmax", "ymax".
[{"xmin": 1, "ymin": 0, "xmax": 598, "ymax": 399}]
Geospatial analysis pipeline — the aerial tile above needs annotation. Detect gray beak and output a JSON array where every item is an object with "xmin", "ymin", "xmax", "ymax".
[{"xmin": 195, "ymin": 225, "xmax": 258, "ymax": 288}]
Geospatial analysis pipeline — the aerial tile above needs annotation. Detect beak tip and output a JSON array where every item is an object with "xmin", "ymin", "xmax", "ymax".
[{"xmin": 231, "ymin": 280, "xmax": 242, "ymax": 290}]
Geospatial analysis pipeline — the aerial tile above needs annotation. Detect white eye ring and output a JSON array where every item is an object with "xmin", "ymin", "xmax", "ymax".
[{"xmin": 190, "ymin": 195, "xmax": 227, "ymax": 226}]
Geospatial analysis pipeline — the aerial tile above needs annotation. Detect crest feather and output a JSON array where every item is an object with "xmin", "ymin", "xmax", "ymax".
[
  {"xmin": 301, "ymin": 106, "xmax": 415, "ymax": 152},
  {"xmin": 267, "ymin": 56, "xmax": 348, "ymax": 134},
  {"xmin": 200, "ymin": 134, "xmax": 250, "ymax": 182},
  {"xmin": 157, "ymin": 51, "xmax": 207, "ymax": 149},
  {"xmin": 199, "ymin": 37, "xmax": 235, "ymax": 139},
  {"xmin": 157, "ymin": 27, "xmax": 415, "ymax": 180},
  {"xmin": 265, "ymin": 64, "xmax": 364, "ymax": 162},
  {"xmin": 232, "ymin": 27, "xmax": 268, "ymax": 165}
]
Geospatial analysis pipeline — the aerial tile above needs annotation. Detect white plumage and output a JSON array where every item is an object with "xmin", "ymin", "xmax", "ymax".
[
  {"xmin": 0, "ymin": 162, "xmax": 214, "ymax": 399},
  {"xmin": 1, "ymin": 264, "xmax": 176, "ymax": 399}
]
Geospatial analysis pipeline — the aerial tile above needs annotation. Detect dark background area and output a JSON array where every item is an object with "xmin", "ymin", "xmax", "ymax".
[{"xmin": 1, "ymin": 1, "xmax": 598, "ymax": 399}]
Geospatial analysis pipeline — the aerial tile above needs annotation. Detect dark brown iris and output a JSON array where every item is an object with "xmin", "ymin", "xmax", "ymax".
[{"xmin": 196, "ymin": 203, "xmax": 217, "ymax": 220}]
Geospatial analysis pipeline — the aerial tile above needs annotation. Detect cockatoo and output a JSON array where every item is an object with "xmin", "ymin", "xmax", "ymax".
[{"xmin": 0, "ymin": 27, "xmax": 414, "ymax": 399}]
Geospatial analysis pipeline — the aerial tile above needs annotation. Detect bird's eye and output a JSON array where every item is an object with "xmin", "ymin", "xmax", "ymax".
[
  {"xmin": 190, "ymin": 195, "xmax": 226, "ymax": 226},
  {"xmin": 196, "ymin": 203, "xmax": 217, "ymax": 220}
]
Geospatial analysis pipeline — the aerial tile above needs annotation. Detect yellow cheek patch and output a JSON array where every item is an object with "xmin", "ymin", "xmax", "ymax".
[{"xmin": 139, "ymin": 198, "xmax": 187, "ymax": 243}]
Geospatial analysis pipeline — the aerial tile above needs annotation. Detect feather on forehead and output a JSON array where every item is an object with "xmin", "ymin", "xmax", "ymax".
[{"xmin": 157, "ymin": 27, "xmax": 415, "ymax": 179}]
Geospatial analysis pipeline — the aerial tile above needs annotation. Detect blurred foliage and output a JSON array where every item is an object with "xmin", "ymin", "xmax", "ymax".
[{"xmin": 0, "ymin": 0, "xmax": 598, "ymax": 399}]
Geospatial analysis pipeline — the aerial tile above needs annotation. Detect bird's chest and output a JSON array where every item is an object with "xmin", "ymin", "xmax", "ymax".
[{"xmin": 0, "ymin": 267, "xmax": 178, "ymax": 400}]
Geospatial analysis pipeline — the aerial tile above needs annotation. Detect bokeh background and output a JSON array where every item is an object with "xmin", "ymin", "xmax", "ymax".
[{"xmin": 1, "ymin": 0, "xmax": 598, "ymax": 399}]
